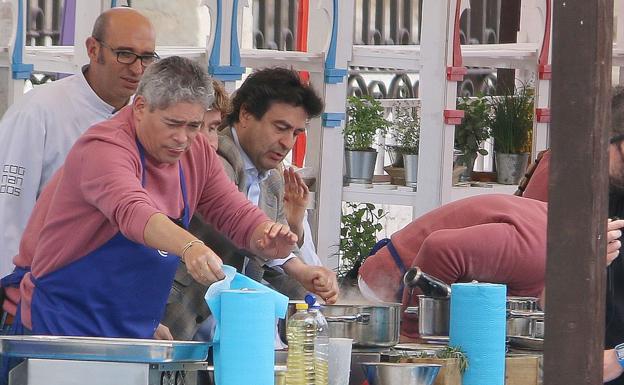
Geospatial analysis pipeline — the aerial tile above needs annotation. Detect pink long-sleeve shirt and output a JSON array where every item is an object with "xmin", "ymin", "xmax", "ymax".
[{"xmin": 10, "ymin": 106, "xmax": 268, "ymax": 329}]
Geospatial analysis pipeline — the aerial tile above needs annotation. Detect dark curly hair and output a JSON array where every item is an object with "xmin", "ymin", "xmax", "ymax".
[{"xmin": 225, "ymin": 67, "xmax": 324, "ymax": 126}]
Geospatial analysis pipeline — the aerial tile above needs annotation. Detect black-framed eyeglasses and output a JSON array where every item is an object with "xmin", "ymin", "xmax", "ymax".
[{"xmin": 95, "ymin": 38, "xmax": 159, "ymax": 67}]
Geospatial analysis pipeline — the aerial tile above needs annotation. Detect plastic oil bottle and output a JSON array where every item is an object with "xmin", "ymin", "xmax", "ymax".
[
  {"xmin": 285, "ymin": 302, "xmax": 316, "ymax": 385},
  {"xmin": 305, "ymin": 294, "xmax": 329, "ymax": 385}
]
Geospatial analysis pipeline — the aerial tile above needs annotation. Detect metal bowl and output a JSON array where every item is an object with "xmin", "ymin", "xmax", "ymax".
[{"xmin": 360, "ymin": 362, "xmax": 441, "ymax": 385}]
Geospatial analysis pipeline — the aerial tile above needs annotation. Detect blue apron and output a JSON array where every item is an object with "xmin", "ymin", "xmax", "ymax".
[{"xmin": 28, "ymin": 139, "xmax": 189, "ymax": 338}]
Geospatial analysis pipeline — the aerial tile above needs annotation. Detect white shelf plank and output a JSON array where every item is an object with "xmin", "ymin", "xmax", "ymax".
[
  {"xmin": 13, "ymin": 46, "xmax": 326, "ymax": 74},
  {"xmin": 23, "ymin": 46, "xmax": 75, "ymax": 74},
  {"xmin": 461, "ymin": 43, "xmax": 539, "ymax": 70},
  {"xmin": 342, "ymin": 185, "xmax": 419, "ymax": 206},
  {"xmin": 350, "ymin": 43, "xmax": 542, "ymax": 72},
  {"xmin": 240, "ymin": 49, "xmax": 324, "ymax": 72},
  {"xmin": 343, "ymin": 182, "xmax": 518, "ymax": 207},
  {"xmin": 350, "ymin": 44, "xmax": 422, "ymax": 71},
  {"xmin": 157, "ymin": 46, "xmax": 206, "ymax": 61}
]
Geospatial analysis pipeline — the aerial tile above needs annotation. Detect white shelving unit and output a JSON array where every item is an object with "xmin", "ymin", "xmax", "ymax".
[{"xmin": 315, "ymin": 0, "xmax": 554, "ymax": 270}]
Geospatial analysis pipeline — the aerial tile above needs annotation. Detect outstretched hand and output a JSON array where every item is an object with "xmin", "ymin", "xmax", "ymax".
[
  {"xmin": 253, "ymin": 221, "xmax": 298, "ymax": 260},
  {"xmin": 283, "ymin": 167, "xmax": 309, "ymax": 239}
]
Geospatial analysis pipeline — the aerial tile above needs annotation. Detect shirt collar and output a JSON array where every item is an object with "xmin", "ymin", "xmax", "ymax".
[
  {"xmin": 79, "ymin": 65, "xmax": 124, "ymax": 114},
  {"xmin": 231, "ymin": 126, "xmax": 270, "ymax": 183}
]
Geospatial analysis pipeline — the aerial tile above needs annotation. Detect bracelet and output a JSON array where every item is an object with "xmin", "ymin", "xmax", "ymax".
[{"xmin": 181, "ymin": 239, "xmax": 205, "ymax": 261}]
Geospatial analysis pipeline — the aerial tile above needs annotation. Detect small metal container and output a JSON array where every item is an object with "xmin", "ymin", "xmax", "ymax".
[{"xmin": 417, "ymin": 296, "xmax": 450, "ymax": 337}]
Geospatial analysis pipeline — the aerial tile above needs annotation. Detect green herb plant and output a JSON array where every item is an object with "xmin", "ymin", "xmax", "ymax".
[
  {"xmin": 338, "ymin": 202, "xmax": 386, "ymax": 279},
  {"xmin": 455, "ymin": 95, "xmax": 491, "ymax": 166},
  {"xmin": 388, "ymin": 101, "xmax": 420, "ymax": 155},
  {"xmin": 395, "ymin": 345, "xmax": 469, "ymax": 374},
  {"xmin": 344, "ymin": 95, "xmax": 390, "ymax": 151},
  {"xmin": 488, "ymin": 83, "xmax": 534, "ymax": 154}
]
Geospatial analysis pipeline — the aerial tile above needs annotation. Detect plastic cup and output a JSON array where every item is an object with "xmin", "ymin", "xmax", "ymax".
[{"xmin": 328, "ymin": 337, "xmax": 353, "ymax": 385}]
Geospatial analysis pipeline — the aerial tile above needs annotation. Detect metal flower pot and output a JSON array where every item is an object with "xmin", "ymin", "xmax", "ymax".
[
  {"xmin": 321, "ymin": 303, "xmax": 402, "ymax": 347},
  {"xmin": 345, "ymin": 149, "xmax": 378, "ymax": 184},
  {"xmin": 495, "ymin": 152, "xmax": 530, "ymax": 184},
  {"xmin": 403, "ymin": 153, "xmax": 418, "ymax": 187}
]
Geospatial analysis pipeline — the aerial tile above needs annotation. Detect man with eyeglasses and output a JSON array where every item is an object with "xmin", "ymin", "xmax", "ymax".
[{"xmin": 0, "ymin": 8, "xmax": 157, "ymax": 279}]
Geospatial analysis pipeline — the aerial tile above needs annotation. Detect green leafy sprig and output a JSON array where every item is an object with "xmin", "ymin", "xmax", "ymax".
[
  {"xmin": 337, "ymin": 202, "xmax": 386, "ymax": 278},
  {"xmin": 344, "ymin": 96, "xmax": 390, "ymax": 151}
]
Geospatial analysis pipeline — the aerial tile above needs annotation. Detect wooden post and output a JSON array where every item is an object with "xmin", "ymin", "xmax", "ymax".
[{"xmin": 544, "ymin": 1, "xmax": 613, "ymax": 384}]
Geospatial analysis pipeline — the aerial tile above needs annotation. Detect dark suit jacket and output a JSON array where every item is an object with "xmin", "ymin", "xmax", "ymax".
[{"xmin": 161, "ymin": 127, "xmax": 305, "ymax": 340}]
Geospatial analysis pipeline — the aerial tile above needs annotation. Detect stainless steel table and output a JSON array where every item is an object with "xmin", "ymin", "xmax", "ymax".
[{"xmin": 0, "ymin": 336, "xmax": 211, "ymax": 385}]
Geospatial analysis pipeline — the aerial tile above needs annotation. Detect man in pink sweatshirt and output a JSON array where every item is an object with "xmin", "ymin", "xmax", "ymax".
[
  {"xmin": 358, "ymin": 194, "xmax": 548, "ymax": 338},
  {"xmin": 2, "ymin": 56, "xmax": 337, "ymax": 339}
]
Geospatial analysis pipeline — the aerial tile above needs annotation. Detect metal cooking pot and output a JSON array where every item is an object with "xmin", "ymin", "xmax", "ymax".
[
  {"xmin": 409, "ymin": 296, "xmax": 541, "ymax": 338},
  {"xmin": 321, "ymin": 303, "xmax": 401, "ymax": 347},
  {"xmin": 506, "ymin": 310, "xmax": 544, "ymax": 338}
]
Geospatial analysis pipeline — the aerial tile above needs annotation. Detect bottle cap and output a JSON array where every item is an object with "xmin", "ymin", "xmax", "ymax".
[
  {"xmin": 295, "ymin": 303, "xmax": 308, "ymax": 310},
  {"xmin": 305, "ymin": 293, "xmax": 317, "ymax": 307}
]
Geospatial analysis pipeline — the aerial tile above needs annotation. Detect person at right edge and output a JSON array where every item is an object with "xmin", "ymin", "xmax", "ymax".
[{"xmin": 509, "ymin": 87, "xmax": 624, "ymax": 384}]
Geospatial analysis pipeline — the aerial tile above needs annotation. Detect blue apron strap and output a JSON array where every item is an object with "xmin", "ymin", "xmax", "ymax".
[
  {"xmin": 136, "ymin": 138, "xmax": 147, "ymax": 186},
  {"xmin": 386, "ymin": 241, "xmax": 407, "ymax": 276},
  {"xmin": 368, "ymin": 239, "xmax": 407, "ymax": 301},
  {"xmin": 368, "ymin": 238, "xmax": 391, "ymax": 257},
  {"xmin": 179, "ymin": 165, "xmax": 190, "ymax": 228},
  {"xmin": 386, "ymin": 241, "xmax": 407, "ymax": 300}
]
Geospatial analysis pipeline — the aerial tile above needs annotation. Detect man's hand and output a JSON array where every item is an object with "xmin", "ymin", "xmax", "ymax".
[
  {"xmin": 607, "ymin": 219, "xmax": 624, "ymax": 266},
  {"xmin": 604, "ymin": 349, "xmax": 624, "ymax": 382},
  {"xmin": 251, "ymin": 221, "xmax": 298, "ymax": 260},
  {"xmin": 283, "ymin": 167, "xmax": 309, "ymax": 243},
  {"xmin": 183, "ymin": 242, "xmax": 226, "ymax": 285},
  {"xmin": 283, "ymin": 257, "xmax": 339, "ymax": 304},
  {"xmin": 153, "ymin": 323, "xmax": 173, "ymax": 340}
]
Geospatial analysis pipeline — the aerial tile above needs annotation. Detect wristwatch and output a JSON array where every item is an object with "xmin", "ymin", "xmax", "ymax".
[{"xmin": 615, "ymin": 343, "xmax": 624, "ymax": 367}]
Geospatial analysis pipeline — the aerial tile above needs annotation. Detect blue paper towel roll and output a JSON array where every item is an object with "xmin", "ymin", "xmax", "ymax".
[
  {"xmin": 215, "ymin": 290, "xmax": 275, "ymax": 385},
  {"xmin": 449, "ymin": 283, "xmax": 507, "ymax": 385}
]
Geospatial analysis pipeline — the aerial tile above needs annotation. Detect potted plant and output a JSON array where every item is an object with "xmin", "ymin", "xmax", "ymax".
[
  {"xmin": 344, "ymin": 95, "xmax": 390, "ymax": 184},
  {"xmin": 337, "ymin": 202, "xmax": 386, "ymax": 285},
  {"xmin": 488, "ymin": 84, "xmax": 534, "ymax": 184},
  {"xmin": 455, "ymin": 95, "xmax": 491, "ymax": 181},
  {"xmin": 387, "ymin": 101, "xmax": 420, "ymax": 186}
]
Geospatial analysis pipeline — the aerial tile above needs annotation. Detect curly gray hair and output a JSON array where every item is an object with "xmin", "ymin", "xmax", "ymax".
[{"xmin": 136, "ymin": 56, "xmax": 214, "ymax": 111}]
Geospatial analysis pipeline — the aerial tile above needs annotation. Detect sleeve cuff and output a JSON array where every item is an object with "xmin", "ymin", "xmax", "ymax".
[{"xmin": 264, "ymin": 253, "xmax": 297, "ymax": 268}]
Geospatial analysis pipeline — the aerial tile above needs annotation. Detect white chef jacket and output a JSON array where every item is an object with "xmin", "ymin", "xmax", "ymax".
[{"xmin": 0, "ymin": 67, "xmax": 117, "ymax": 276}]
